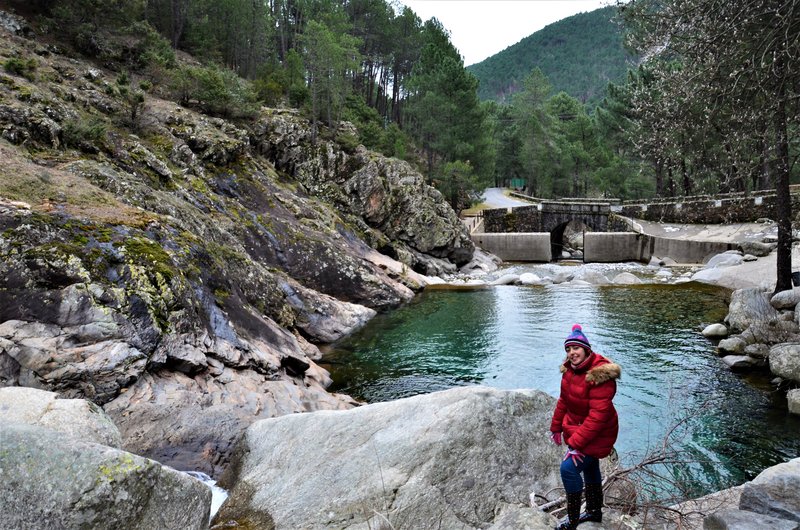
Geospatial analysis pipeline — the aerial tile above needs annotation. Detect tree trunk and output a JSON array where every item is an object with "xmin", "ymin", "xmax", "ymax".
[{"xmin": 773, "ymin": 57, "xmax": 792, "ymax": 294}]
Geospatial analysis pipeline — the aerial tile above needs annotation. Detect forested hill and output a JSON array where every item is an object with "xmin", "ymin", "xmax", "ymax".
[{"xmin": 468, "ymin": 6, "xmax": 636, "ymax": 104}]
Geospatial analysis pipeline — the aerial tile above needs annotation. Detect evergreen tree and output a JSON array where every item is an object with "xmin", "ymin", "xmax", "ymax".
[{"xmin": 622, "ymin": 0, "xmax": 800, "ymax": 292}]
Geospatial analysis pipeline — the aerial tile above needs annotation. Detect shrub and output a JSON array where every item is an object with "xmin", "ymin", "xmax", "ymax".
[
  {"xmin": 168, "ymin": 64, "xmax": 258, "ymax": 118},
  {"xmin": 4, "ymin": 57, "xmax": 38, "ymax": 81},
  {"xmin": 62, "ymin": 116, "xmax": 107, "ymax": 150},
  {"xmin": 125, "ymin": 21, "xmax": 176, "ymax": 70}
]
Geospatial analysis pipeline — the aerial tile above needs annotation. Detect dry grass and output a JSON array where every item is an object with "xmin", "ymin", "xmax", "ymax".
[{"xmin": 0, "ymin": 139, "xmax": 154, "ymax": 226}]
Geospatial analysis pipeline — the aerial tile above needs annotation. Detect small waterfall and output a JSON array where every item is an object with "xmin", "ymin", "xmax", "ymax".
[{"xmin": 185, "ymin": 471, "xmax": 229, "ymax": 521}]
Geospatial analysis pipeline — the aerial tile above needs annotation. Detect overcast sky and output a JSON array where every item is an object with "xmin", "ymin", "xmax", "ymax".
[{"xmin": 398, "ymin": 0, "xmax": 611, "ymax": 66}]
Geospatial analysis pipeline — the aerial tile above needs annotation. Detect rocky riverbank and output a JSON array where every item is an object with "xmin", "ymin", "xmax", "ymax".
[{"xmin": 0, "ymin": 12, "xmax": 470, "ymax": 478}]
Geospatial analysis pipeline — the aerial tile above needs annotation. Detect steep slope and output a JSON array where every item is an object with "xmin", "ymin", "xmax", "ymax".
[
  {"xmin": 0, "ymin": 13, "xmax": 472, "ymax": 476},
  {"xmin": 468, "ymin": 6, "xmax": 635, "ymax": 104}
]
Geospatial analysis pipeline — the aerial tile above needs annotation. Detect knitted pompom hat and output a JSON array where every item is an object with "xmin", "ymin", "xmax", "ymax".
[{"xmin": 564, "ymin": 324, "xmax": 591, "ymax": 351}]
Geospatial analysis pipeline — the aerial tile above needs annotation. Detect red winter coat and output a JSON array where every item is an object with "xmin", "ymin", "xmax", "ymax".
[{"xmin": 550, "ymin": 351, "xmax": 621, "ymax": 459}]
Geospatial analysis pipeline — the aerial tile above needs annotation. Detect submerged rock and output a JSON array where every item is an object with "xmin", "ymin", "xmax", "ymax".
[{"xmin": 214, "ymin": 386, "xmax": 562, "ymax": 529}]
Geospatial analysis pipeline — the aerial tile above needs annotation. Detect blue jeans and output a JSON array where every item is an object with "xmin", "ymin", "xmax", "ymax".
[{"xmin": 560, "ymin": 453, "xmax": 602, "ymax": 494}]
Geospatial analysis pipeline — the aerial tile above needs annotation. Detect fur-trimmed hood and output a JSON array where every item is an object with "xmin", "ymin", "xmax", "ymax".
[
  {"xmin": 560, "ymin": 352, "xmax": 621, "ymax": 384},
  {"xmin": 586, "ymin": 361, "xmax": 621, "ymax": 384}
]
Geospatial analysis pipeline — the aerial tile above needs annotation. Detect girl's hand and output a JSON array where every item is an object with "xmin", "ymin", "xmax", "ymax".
[
  {"xmin": 563, "ymin": 448, "xmax": 585, "ymax": 466},
  {"xmin": 549, "ymin": 431, "xmax": 562, "ymax": 446}
]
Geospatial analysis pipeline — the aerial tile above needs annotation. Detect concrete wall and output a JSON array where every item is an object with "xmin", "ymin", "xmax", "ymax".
[
  {"xmin": 583, "ymin": 233, "xmax": 644, "ymax": 262},
  {"xmin": 470, "ymin": 233, "xmax": 551, "ymax": 262},
  {"xmin": 584, "ymin": 232, "xmax": 736, "ymax": 264}
]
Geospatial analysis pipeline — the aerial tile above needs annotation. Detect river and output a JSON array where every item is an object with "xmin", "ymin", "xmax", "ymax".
[{"xmin": 321, "ymin": 262, "xmax": 800, "ymax": 500}]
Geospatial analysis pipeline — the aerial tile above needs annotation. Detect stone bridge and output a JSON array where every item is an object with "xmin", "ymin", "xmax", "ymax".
[{"xmin": 477, "ymin": 200, "xmax": 628, "ymax": 259}]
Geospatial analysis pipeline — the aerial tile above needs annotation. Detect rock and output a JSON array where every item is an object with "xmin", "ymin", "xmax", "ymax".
[
  {"xmin": 255, "ymin": 110, "xmax": 474, "ymax": 266},
  {"xmin": 740, "ymin": 320, "xmax": 800, "ymax": 345},
  {"xmin": 279, "ymin": 280, "xmax": 376, "ymax": 343},
  {"xmin": 104, "ymin": 368, "xmax": 356, "ymax": 477},
  {"xmin": 692, "ymin": 267, "xmax": 725, "ymax": 284},
  {"xmin": 486, "ymin": 503, "xmax": 557, "ymax": 530},
  {"xmin": 1, "ymin": 423, "xmax": 212, "ymax": 530},
  {"xmin": 491, "ymin": 273, "xmax": 520, "ymax": 286},
  {"xmin": 743, "ymin": 254, "xmax": 758, "ymax": 262},
  {"xmin": 662, "ymin": 256, "xmax": 678, "ymax": 266},
  {"xmin": 706, "ymin": 252, "xmax": 744, "ymax": 268},
  {"xmin": 612, "ymin": 272, "xmax": 641, "ymax": 285},
  {"xmin": 739, "ymin": 240, "xmax": 776, "ymax": 257},
  {"xmin": 0, "ymin": 9, "xmax": 30, "ymax": 35},
  {"xmin": 0, "ymin": 386, "xmax": 122, "ymax": 447},
  {"xmin": 574, "ymin": 269, "xmax": 610, "ymax": 285},
  {"xmin": 703, "ymin": 508, "xmax": 798, "ymax": 529},
  {"xmin": 725, "ymin": 288, "xmax": 780, "ymax": 333},
  {"xmin": 769, "ymin": 343, "xmax": 800, "ymax": 383},
  {"xmin": 648, "ymin": 256, "xmax": 665, "ymax": 267},
  {"xmin": 552, "ymin": 270, "xmax": 575, "ymax": 284},
  {"xmin": 460, "ymin": 248, "xmax": 501, "ymax": 274},
  {"xmin": 718, "ymin": 337, "xmax": 747, "ymax": 354},
  {"xmin": 771, "ymin": 287, "xmax": 800, "ymax": 310},
  {"xmin": 721, "ymin": 355, "xmax": 753, "ymax": 370},
  {"xmin": 702, "ymin": 323, "xmax": 729, "ymax": 338},
  {"xmin": 739, "ymin": 458, "xmax": 800, "ymax": 522},
  {"xmin": 519, "ymin": 273, "xmax": 541, "ymax": 285},
  {"xmin": 744, "ymin": 343, "xmax": 770, "ymax": 359},
  {"xmin": 787, "ymin": 389, "xmax": 800, "ymax": 415},
  {"xmin": 214, "ymin": 386, "xmax": 562, "ymax": 530},
  {"xmin": 0, "ymin": 319, "xmax": 148, "ymax": 404}
]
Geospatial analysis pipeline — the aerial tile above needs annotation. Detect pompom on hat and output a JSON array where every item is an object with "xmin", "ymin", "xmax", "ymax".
[{"xmin": 564, "ymin": 324, "xmax": 591, "ymax": 352}]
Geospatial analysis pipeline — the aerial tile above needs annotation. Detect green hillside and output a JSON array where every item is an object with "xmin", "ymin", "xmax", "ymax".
[{"xmin": 468, "ymin": 6, "xmax": 635, "ymax": 104}]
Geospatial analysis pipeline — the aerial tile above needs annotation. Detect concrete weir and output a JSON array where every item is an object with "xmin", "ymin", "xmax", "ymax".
[
  {"xmin": 470, "ymin": 231, "xmax": 737, "ymax": 264},
  {"xmin": 584, "ymin": 232, "xmax": 736, "ymax": 264},
  {"xmin": 470, "ymin": 233, "xmax": 552, "ymax": 262}
]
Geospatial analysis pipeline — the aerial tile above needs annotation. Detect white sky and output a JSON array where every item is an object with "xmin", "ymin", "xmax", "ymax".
[{"xmin": 398, "ymin": 0, "xmax": 611, "ymax": 66}]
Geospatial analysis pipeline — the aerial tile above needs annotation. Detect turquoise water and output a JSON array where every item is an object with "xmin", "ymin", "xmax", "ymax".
[{"xmin": 322, "ymin": 277, "xmax": 800, "ymax": 499}]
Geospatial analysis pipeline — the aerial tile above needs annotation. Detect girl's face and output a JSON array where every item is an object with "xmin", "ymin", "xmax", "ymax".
[{"xmin": 566, "ymin": 345, "xmax": 588, "ymax": 366}]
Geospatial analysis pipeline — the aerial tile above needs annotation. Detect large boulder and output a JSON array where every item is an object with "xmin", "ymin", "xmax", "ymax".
[
  {"xmin": 703, "ymin": 508, "xmax": 798, "ymax": 529},
  {"xmin": 0, "ymin": 386, "xmax": 121, "ymax": 447},
  {"xmin": 771, "ymin": 287, "xmax": 800, "ymax": 310},
  {"xmin": 706, "ymin": 251, "xmax": 744, "ymax": 268},
  {"xmin": 214, "ymin": 386, "xmax": 562, "ymax": 530},
  {"xmin": 725, "ymin": 288, "xmax": 781, "ymax": 333},
  {"xmin": 1, "ymin": 423, "xmax": 212, "ymax": 530},
  {"xmin": 738, "ymin": 241, "xmax": 776, "ymax": 258},
  {"xmin": 768, "ymin": 343, "xmax": 800, "ymax": 383},
  {"xmin": 739, "ymin": 458, "xmax": 800, "ymax": 522}
]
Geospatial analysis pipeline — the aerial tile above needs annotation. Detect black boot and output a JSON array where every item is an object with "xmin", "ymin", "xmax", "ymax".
[
  {"xmin": 555, "ymin": 490, "xmax": 582, "ymax": 530},
  {"xmin": 579, "ymin": 482, "xmax": 603, "ymax": 524}
]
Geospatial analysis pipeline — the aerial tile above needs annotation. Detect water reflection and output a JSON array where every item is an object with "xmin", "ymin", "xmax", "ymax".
[{"xmin": 322, "ymin": 280, "xmax": 800, "ymax": 496}]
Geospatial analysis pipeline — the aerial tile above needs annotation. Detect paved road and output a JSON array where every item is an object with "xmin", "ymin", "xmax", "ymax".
[{"xmin": 480, "ymin": 188, "xmax": 532, "ymax": 208}]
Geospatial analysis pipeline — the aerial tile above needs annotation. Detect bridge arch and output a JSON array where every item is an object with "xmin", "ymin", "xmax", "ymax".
[{"xmin": 549, "ymin": 219, "xmax": 590, "ymax": 260}]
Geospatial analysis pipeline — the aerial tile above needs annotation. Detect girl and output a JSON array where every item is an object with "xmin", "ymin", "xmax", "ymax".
[{"xmin": 550, "ymin": 324, "xmax": 621, "ymax": 530}]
